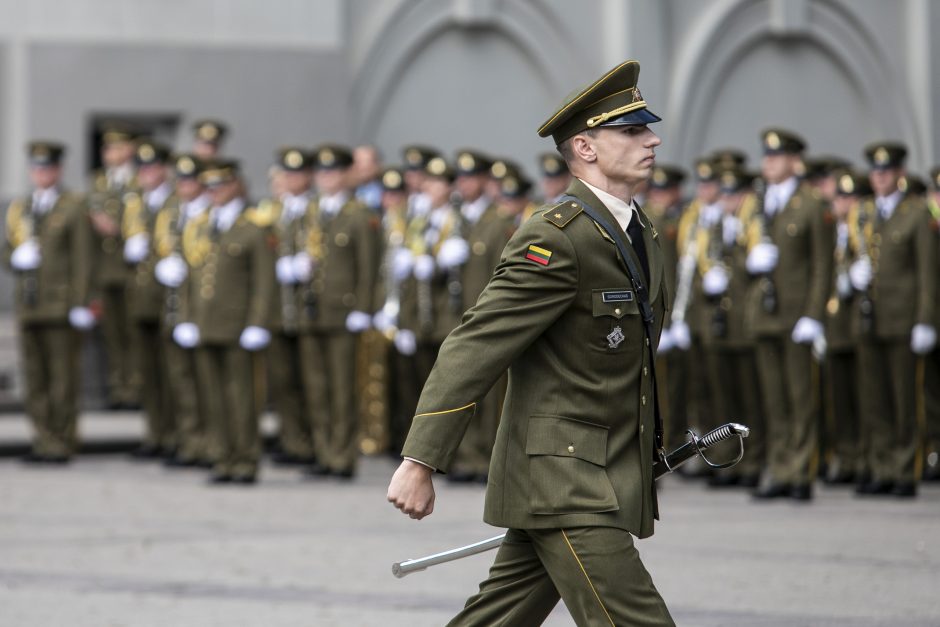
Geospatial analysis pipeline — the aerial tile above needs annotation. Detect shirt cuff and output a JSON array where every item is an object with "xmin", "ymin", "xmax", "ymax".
[{"xmin": 403, "ymin": 456, "xmax": 437, "ymax": 472}]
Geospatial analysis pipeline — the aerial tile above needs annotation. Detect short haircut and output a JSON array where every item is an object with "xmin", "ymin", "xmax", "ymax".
[{"xmin": 556, "ymin": 128, "xmax": 599, "ymax": 164}]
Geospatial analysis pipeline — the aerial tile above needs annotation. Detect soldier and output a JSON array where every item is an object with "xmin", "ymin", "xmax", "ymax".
[
  {"xmin": 537, "ymin": 152, "xmax": 571, "ymax": 204},
  {"xmin": 822, "ymin": 170, "xmax": 871, "ymax": 484},
  {"xmin": 179, "ymin": 159, "xmax": 275, "ymax": 484},
  {"xmin": 747, "ymin": 129, "xmax": 833, "ymax": 501},
  {"xmin": 850, "ymin": 143, "xmax": 936, "ymax": 497},
  {"xmin": 264, "ymin": 147, "xmax": 317, "ymax": 465},
  {"xmin": 154, "ymin": 153, "xmax": 211, "ymax": 467},
  {"xmin": 497, "ymin": 169, "xmax": 537, "ymax": 225},
  {"xmin": 299, "ymin": 145, "xmax": 378, "ymax": 479},
  {"xmin": 191, "ymin": 119, "xmax": 228, "ymax": 160},
  {"xmin": 4, "ymin": 142, "xmax": 94, "ymax": 462},
  {"xmin": 803, "ymin": 156, "xmax": 851, "ymax": 202},
  {"xmin": 88, "ymin": 123, "xmax": 140, "ymax": 409},
  {"xmin": 924, "ymin": 167, "xmax": 940, "ymax": 481},
  {"xmin": 352, "ymin": 144, "xmax": 384, "ymax": 211},
  {"xmin": 388, "ymin": 59, "xmax": 675, "ymax": 626},
  {"xmin": 122, "ymin": 140, "xmax": 177, "ymax": 458},
  {"xmin": 401, "ymin": 144, "xmax": 440, "ymax": 219}
]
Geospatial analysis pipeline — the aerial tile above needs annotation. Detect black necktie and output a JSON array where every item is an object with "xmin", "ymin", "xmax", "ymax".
[{"xmin": 626, "ymin": 211, "xmax": 649, "ymax": 285}]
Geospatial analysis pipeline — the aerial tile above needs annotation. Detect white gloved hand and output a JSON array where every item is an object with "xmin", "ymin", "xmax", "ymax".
[
  {"xmin": 413, "ymin": 254, "xmax": 435, "ymax": 281},
  {"xmin": 392, "ymin": 248, "xmax": 415, "ymax": 282},
  {"xmin": 11, "ymin": 239, "xmax": 41, "ymax": 271},
  {"xmin": 276, "ymin": 256, "xmax": 297, "ymax": 285},
  {"xmin": 173, "ymin": 322, "xmax": 200, "ymax": 348},
  {"xmin": 373, "ymin": 308, "xmax": 399, "ymax": 334},
  {"xmin": 394, "ymin": 329, "xmax": 417, "ymax": 355},
  {"xmin": 345, "ymin": 310, "xmax": 372, "ymax": 333},
  {"xmin": 68, "ymin": 306, "xmax": 96, "ymax": 330},
  {"xmin": 657, "ymin": 327, "xmax": 675, "ymax": 355},
  {"xmin": 911, "ymin": 324, "xmax": 938, "ymax": 355},
  {"xmin": 292, "ymin": 252, "xmax": 313, "ymax": 283},
  {"xmin": 154, "ymin": 254, "xmax": 188, "ymax": 288},
  {"xmin": 671, "ymin": 320, "xmax": 692, "ymax": 350},
  {"xmin": 791, "ymin": 317, "xmax": 824, "ymax": 344},
  {"xmin": 239, "ymin": 325, "xmax": 271, "ymax": 351},
  {"xmin": 702, "ymin": 266, "xmax": 730, "ymax": 296},
  {"xmin": 849, "ymin": 258, "xmax": 872, "ymax": 291},
  {"xmin": 836, "ymin": 271, "xmax": 853, "ymax": 299},
  {"xmin": 123, "ymin": 233, "xmax": 150, "ymax": 264},
  {"xmin": 746, "ymin": 242, "xmax": 779, "ymax": 274},
  {"xmin": 436, "ymin": 237, "xmax": 470, "ymax": 269}
]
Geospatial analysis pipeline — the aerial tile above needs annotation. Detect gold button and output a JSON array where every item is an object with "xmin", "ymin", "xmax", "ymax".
[
  {"xmin": 472, "ymin": 241, "xmax": 487, "ymax": 256},
  {"xmin": 200, "ymin": 286, "xmax": 214, "ymax": 299},
  {"xmin": 614, "ymin": 308, "xmax": 621, "ymax": 315},
  {"xmin": 641, "ymin": 395, "xmax": 647, "ymax": 406},
  {"xmin": 567, "ymin": 445, "xmax": 575, "ymax": 453}
]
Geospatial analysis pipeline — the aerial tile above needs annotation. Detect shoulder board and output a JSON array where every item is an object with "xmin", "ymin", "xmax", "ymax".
[
  {"xmin": 542, "ymin": 200, "xmax": 582, "ymax": 228},
  {"xmin": 244, "ymin": 206, "xmax": 274, "ymax": 228}
]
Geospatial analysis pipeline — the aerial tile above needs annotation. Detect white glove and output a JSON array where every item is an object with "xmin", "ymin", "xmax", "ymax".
[
  {"xmin": 345, "ymin": 310, "xmax": 371, "ymax": 333},
  {"xmin": 911, "ymin": 324, "xmax": 938, "ymax": 355},
  {"xmin": 436, "ymin": 237, "xmax": 470, "ymax": 269},
  {"xmin": 671, "ymin": 320, "xmax": 692, "ymax": 350},
  {"xmin": 292, "ymin": 252, "xmax": 313, "ymax": 283},
  {"xmin": 746, "ymin": 242, "xmax": 778, "ymax": 274},
  {"xmin": 394, "ymin": 329, "xmax": 417, "ymax": 355},
  {"xmin": 68, "ymin": 306, "xmax": 96, "ymax": 330},
  {"xmin": 276, "ymin": 256, "xmax": 297, "ymax": 285},
  {"xmin": 11, "ymin": 239, "xmax": 41, "ymax": 271},
  {"xmin": 154, "ymin": 254, "xmax": 188, "ymax": 288},
  {"xmin": 702, "ymin": 266, "xmax": 730, "ymax": 296},
  {"xmin": 123, "ymin": 233, "xmax": 150, "ymax": 264},
  {"xmin": 239, "ymin": 325, "xmax": 271, "ymax": 351},
  {"xmin": 173, "ymin": 322, "xmax": 200, "ymax": 348},
  {"xmin": 849, "ymin": 258, "xmax": 872, "ymax": 291},
  {"xmin": 836, "ymin": 271, "xmax": 852, "ymax": 299},
  {"xmin": 392, "ymin": 248, "xmax": 415, "ymax": 282},
  {"xmin": 657, "ymin": 327, "xmax": 675, "ymax": 355},
  {"xmin": 373, "ymin": 309, "xmax": 395, "ymax": 333},
  {"xmin": 413, "ymin": 254, "xmax": 435, "ymax": 281},
  {"xmin": 791, "ymin": 317, "xmax": 824, "ymax": 345}
]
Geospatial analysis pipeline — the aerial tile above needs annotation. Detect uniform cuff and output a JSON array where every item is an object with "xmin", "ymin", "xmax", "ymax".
[{"xmin": 403, "ymin": 456, "xmax": 437, "ymax": 472}]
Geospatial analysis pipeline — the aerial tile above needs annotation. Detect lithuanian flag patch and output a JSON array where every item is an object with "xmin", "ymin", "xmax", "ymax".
[{"xmin": 525, "ymin": 244, "xmax": 552, "ymax": 266}]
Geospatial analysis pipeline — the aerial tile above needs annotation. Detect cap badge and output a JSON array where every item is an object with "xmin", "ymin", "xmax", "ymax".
[
  {"xmin": 502, "ymin": 177, "xmax": 519, "ymax": 195},
  {"xmin": 177, "ymin": 156, "xmax": 195, "ymax": 175},
  {"xmin": 491, "ymin": 161, "xmax": 507, "ymax": 178},
  {"xmin": 285, "ymin": 150, "xmax": 303, "ymax": 169},
  {"xmin": 766, "ymin": 132, "xmax": 781, "ymax": 150},
  {"xmin": 874, "ymin": 147, "xmax": 889, "ymax": 166},
  {"xmin": 697, "ymin": 163, "xmax": 713, "ymax": 179},
  {"xmin": 631, "ymin": 87, "xmax": 642, "ymax": 103},
  {"xmin": 428, "ymin": 157, "xmax": 446, "ymax": 176},
  {"xmin": 138, "ymin": 144, "xmax": 155, "ymax": 161},
  {"xmin": 405, "ymin": 149, "xmax": 421, "ymax": 165},
  {"xmin": 458, "ymin": 153, "xmax": 476, "ymax": 171},
  {"xmin": 653, "ymin": 169, "xmax": 667, "ymax": 185},
  {"xmin": 839, "ymin": 174, "xmax": 854, "ymax": 194},
  {"xmin": 383, "ymin": 170, "xmax": 402, "ymax": 188},
  {"xmin": 198, "ymin": 124, "xmax": 219, "ymax": 141},
  {"xmin": 320, "ymin": 148, "xmax": 336, "ymax": 167}
]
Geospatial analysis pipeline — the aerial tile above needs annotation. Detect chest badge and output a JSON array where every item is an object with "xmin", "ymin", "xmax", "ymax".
[{"xmin": 607, "ymin": 325, "xmax": 625, "ymax": 349}]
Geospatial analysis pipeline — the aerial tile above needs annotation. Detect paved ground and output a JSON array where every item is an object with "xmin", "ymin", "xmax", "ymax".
[{"xmin": 1, "ymin": 413, "xmax": 939, "ymax": 626}]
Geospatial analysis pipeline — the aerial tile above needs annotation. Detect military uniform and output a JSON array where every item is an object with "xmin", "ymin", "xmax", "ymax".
[
  {"xmin": 3, "ymin": 142, "xmax": 93, "ymax": 461},
  {"xmin": 396, "ymin": 60, "xmax": 674, "ymax": 626}
]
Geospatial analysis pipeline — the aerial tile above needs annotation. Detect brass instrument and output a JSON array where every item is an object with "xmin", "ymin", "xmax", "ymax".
[{"xmin": 670, "ymin": 207, "xmax": 700, "ymax": 328}]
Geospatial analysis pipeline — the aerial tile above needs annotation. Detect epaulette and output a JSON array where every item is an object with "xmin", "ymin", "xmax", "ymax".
[
  {"xmin": 542, "ymin": 200, "xmax": 582, "ymax": 228},
  {"xmin": 244, "ymin": 205, "xmax": 275, "ymax": 228}
]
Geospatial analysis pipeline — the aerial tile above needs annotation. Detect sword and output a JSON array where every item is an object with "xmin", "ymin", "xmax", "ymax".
[{"xmin": 392, "ymin": 422, "xmax": 750, "ymax": 578}]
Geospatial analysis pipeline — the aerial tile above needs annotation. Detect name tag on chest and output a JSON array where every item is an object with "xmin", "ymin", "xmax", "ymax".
[{"xmin": 601, "ymin": 290, "xmax": 634, "ymax": 303}]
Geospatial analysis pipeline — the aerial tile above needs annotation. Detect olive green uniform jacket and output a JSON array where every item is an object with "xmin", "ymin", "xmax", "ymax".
[
  {"xmin": 123, "ymin": 191, "xmax": 177, "ymax": 323},
  {"xmin": 402, "ymin": 179, "xmax": 668, "ymax": 539}
]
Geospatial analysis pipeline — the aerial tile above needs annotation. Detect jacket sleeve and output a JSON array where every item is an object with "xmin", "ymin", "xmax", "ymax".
[
  {"xmin": 915, "ymin": 205, "xmax": 938, "ymax": 327},
  {"xmin": 401, "ymin": 217, "xmax": 579, "ymax": 471},
  {"xmin": 355, "ymin": 209, "xmax": 379, "ymax": 314},
  {"xmin": 69, "ymin": 195, "xmax": 93, "ymax": 308},
  {"xmin": 247, "ymin": 225, "xmax": 276, "ymax": 329},
  {"xmin": 803, "ymin": 198, "xmax": 834, "ymax": 321}
]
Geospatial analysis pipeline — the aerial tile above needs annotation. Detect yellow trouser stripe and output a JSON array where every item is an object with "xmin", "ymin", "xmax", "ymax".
[{"xmin": 561, "ymin": 529, "xmax": 615, "ymax": 627}]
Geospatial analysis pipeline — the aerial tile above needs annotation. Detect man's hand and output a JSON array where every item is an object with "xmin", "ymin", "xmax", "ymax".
[{"xmin": 387, "ymin": 459, "xmax": 435, "ymax": 520}]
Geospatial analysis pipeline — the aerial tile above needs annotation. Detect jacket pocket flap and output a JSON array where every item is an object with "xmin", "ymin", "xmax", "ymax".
[{"xmin": 525, "ymin": 415, "xmax": 608, "ymax": 466}]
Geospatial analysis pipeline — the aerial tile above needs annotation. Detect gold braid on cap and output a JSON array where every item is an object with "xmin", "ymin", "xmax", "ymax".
[{"xmin": 586, "ymin": 87, "xmax": 646, "ymax": 128}]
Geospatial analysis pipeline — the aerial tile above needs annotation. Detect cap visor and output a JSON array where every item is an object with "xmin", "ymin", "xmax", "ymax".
[{"xmin": 599, "ymin": 108, "xmax": 662, "ymax": 127}]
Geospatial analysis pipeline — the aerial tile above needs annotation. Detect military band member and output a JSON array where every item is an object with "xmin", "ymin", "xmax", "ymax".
[
  {"xmin": 4, "ymin": 142, "xmax": 94, "ymax": 462},
  {"xmin": 497, "ymin": 169, "xmax": 537, "ymax": 225},
  {"xmin": 748, "ymin": 129, "xmax": 833, "ymax": 501},
  {"xmin": 537, "ymin": 152, "xmax": 571, "ymax": 204},
  {"xmin": 299, "ymin": 145, "xmax": 378, "ymax": 479},
  {"xmin": 191, "ymin": 119, "xmax": 228, "ymax": 160},
  {"xmin": 89, "ymin": 123, "xmax": 140, "ymax": 409},
  {"xmin": 850, "ymin": 143, "xmax": 936, "ymax": 497},
  {"xmin": 352, "ymin": 144, "xmax": 384, "ymax": 211},
  {"xmin": 389, "ymin": 59, "xmax": 674, "ymax": 626},
  {"xmin": 925, "ymin": 167, "xmax": 940, "ymax": 481},
  {"xmin": 401, "ymin": 144, "xmax": 440, "ymax": 219},
  {"xmin": 183, "ymin": 159, "xmax": 275, "ymax": 484},
  {"xmin": 123, "ymin": 140, "xmax": 177, "ymax": 458},
  {"xmin": 154, "ymin": 153, "xmax": 211, "ymax": 467}
]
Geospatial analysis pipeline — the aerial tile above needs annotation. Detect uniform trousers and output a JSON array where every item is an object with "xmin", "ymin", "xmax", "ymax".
[
  {"xmin": 100, "ymin": 284, "xmax": 138, "ymax": 404},
  {"xmin": 20, "ymin": 323, "xmax": 81, "ymax": 456},
  {"xmin": 705, "ymin": 347, "xmax": 764, "ymax": 479},
  {"xmin": 823, "ymin": 350, "xmax": 865, "ymax": 477},
  {"xmin": 134, "ymin": 319, "xmax": 173, "ymax": 451},
  {"xmin": 924, "ymin": 345, "xmax": 940, "ymax": 469},
  {"xmin": 269, "ymin": 331, "xmax": 313, "ymax": 459},
  {"xmin": 449, "ymin": 527, "xmax": 674, "ymax": 627},
  {"xmin": 164, "ymin": 338, "xmax": 204, "ymax": 463}
]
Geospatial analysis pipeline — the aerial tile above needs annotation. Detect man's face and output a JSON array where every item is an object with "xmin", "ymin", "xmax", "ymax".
[
  {"xmin": 381, "ymin": 190, "xmax": 407, "ymax": 212},
  {"xmin": 29, "ymin": 165, "xmax": 61, "ymax": 189},
  {"xmin": 587, "ymin": 125, "xmax": 661, "ymax": 186},
  {"xmin": 404, "ymin": 169, "xmax": 425, "ymax": 194},
  {"xmin": 696, "ymin": 180, "xmax": 720, "ymax": 204},
  {"xmin": 175, "ymin": 178, "xmax": 203, "ymax": 201},
  {"xmin": 208, "ymin": 179, "xmax": 239, "ymax": 206},
  {"xmin": 102, "ymin": 141, "xmax": 134, "ymax": 168},
  {"xmin": 869, "ymin": 168, "xmax": 902, "ymax": 198},
  {"xmin": 541, "ymin": 173, "xmax": 571, "ymax": 201},
  {"xmin": 315, "ymin": 168, "xmax": 348, "ymax": 196},
  {"xmin": 648, "ymin": 186, "xmax": 680, "ymax": 209},
  {"xmin": 455, "ymin": 173, "xmax": 486, "ymax": 202},
  {"xmin": 818, "ymin": 175, "xmax": 838, "ymax": 202},
  {"xmin": 760, "ymin": 153, "xmax": 797, "ymax": 184},
  {"xmin": 719, "ymin": 191, "xmax": 745, "ymax": 215},
  {"xmin": 283, "ymin": 170, "xmax": 313, "ymax": 196},
  {"xmin": 352, "ymin": 147, "xmax": 381, "ymax": 186},
  {"xmin": 136, "ymin": 163, "xmax": 167, "ymax": 191},
  {"xmin": 831, "ymin": 195, "xmax": 854, "ymax": 219},
  {"xmin": 422, "ymin": 177, "xmax": 452, "ymax": 208},
  {"xmin": 193, "ymin": 140, "xmax": 218, "ymax": 160}
]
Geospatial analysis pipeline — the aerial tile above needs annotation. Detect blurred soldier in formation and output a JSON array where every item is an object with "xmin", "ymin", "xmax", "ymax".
[
  {"xmin": 154, "ymin": 153, "xmax": 211, "ymax": 467},
  {"xmin": 123, "ymin": 140, "xmax": 177, "ymax": 458},
  {"xmin": 537, "ymin": 152, "xmax": 571, "ymax": 204},
  {"xmin": 925, "ymin": 167, "xmax": 940, "ymax": 482},
  {"xmin": 265, "ymin": 147, "xmax": 318, "ymax": 466},
  {"xmin": 352, "ymin": 144, "xmax": 384, "ymax": 211},
  {"xmin": 4, "ymin": 142, "xmax": 94, "ymax": 462},
  {"xmin": 89, "ymin": 123, "xmax": 140, "ymax": 409},
  {"xmin": 496, "ymin": 167, "xmax": 537, "ymax": 226},
  {"xmin": 191, "ymin": 119, "xmax": 228, "ymax": 160},
  {"xmin": 748, "ymin": 129, "xmax": 832, "ymax": 501},
  {"xmin": 850, "ymin": 143, "xmax": 936, "ymax": 497},
  {"xmin": 300, "ymin": 145, "xmax": 378, "ymax": 479}
]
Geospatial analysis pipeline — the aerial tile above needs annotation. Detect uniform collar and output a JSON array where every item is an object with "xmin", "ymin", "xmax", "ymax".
[
  {"xmin": 579, "ymin": 178, "xmax": 637, "ymax": 233},
  {"xmin": 319, "ymin": 191, "xmax": 349, "ymax": 216},
  {"xmin": 31, "ymin": 186, "xmax": 60, "ymax": 214},
  {"xmin": 144, "ymin": 181, "xmax": 172, "ymax": 211},
  {"xmin": 211, "ymin": 197, "xmax": 245, "ymax": 232},
  {"xmin": 875, "ymin": 189, "xmax": 903, "ymax": 220},
  {"xmin": 461, "ymin": 194, "xmax": 490, "ymax": 225}
]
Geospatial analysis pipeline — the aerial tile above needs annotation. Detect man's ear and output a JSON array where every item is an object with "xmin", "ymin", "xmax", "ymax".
[{"xmin": 571, "ymin": 134, "xmax": 597, "ymax": 164}]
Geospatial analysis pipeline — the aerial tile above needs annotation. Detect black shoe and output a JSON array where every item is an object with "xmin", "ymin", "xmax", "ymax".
[
  {"xmin": 44, "ymin": 454, "xmax": 71, "ymax": 465},
  {"xmin": 823, "ymin": 470, "xmax": 856, "ymax": 485},
  {"xmin": 164, "ymin": 456, "xmax": 197, "ymax": 468},
  {"xmin": 232, "ymin": 475, "xmax": 257, "ymax": 485},
  {"xmin": 855, "ymin": 480, "xmax": 894, "ymax": 495},
  {"xmin": 738, "ymin": 474, "xmax": 760, "ymax": 488},
  {"xmin": 708, "ymin": 474, "xmax": 739, "ymax": 488},
  {"xmin": 923, "ymin": 463, "xmax": 940, "ymax": 482},
  {"xmin": 270, "ymin": 451, "xmax": 307, "ymax": 466},
  {"xmin": 891, "ymin": 482, "xmax": 917, "ymax": 498},
  {"xmin": 473, "ymin": 473, "xmax": 488, "ymax": 485},
  {"xmin": 209, "ymin": 473, "xmax": 232, "ymax": 484},
  {"xmin": 131, "ymin": 444, "xmax": 161, "ymax": 459},
  {"xmin": 20, "ymin": 452, "xmax": 49, "ymax": 464},
  {"xmin": 331, "ymin": 468, "xmax": 355, "ymax": 480},
  {"xmin": 752, "ymin": 482, "xmax": 791, "ymax": 499},
  {"xmin": 304, "ymin": 463, "xmax": 332, "ymax": 477},
  {"xmin": 790, "ymin": 484, "xmax": 813, "ymax": 501}
]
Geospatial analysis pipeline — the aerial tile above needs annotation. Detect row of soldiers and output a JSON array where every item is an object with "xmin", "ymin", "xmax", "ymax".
[{"xmin": 647, "ymin": 130, "xmax": 940, "ymax": 500}]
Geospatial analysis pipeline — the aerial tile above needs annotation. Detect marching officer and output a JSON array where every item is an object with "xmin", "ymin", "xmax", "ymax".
[
  {"xmin": 191, "ymin": 119, "xmax": 228, "ymax": 160},
  {"xmin": 123, "ymin": 140, "xmax": 177, "ymax": 458},
  {"xmin": 88, "ymin": 123, "xmax": 140, "ymax": 409},
  {"xmin": 747, "ymin": 129, "xmax": 833, "ymax": 501},
  {"xmin": 850, "ymin": 143, "xmax": 936, "ymax": 497},
  {"xmin": 4, "ymin": 142, "xmax": 94, "ymax": 462},
  {"xmin": 299, "ymin": 144, "xmax": 378, "ymax": 479}
]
